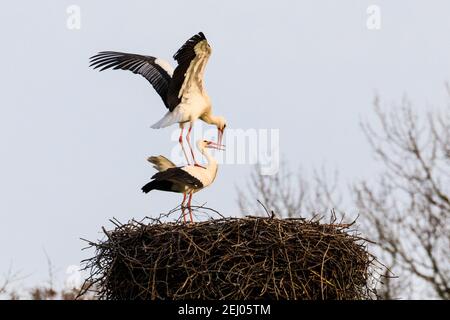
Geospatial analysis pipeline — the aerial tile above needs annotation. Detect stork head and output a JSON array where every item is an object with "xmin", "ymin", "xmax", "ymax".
[
  {"xmin": 197, "ymin": 139, "xmax": 225, "ymax": 152},
  {"xmin": 215, "ymin": 116, "xmax": 227, "ymax": 146}
]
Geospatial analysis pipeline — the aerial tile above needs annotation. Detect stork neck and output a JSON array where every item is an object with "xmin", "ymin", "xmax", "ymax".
[
  {"xmin": 200, "ymin": 147, "xmax": 218, "ymax": 174},
  {"xmin": 201, "ymin": 113, "xmax": 221, "ymax": 126},
  {"xmin": 201, "ymin": 148, "xmax": 217, "ymax": 168}
]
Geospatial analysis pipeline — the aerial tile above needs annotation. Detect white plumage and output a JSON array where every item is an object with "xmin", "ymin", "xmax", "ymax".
[
  {"xmin": 142, "ymin": 140, "xmax": 223, "ymax": 223},
  {"xmin": 90, "ymin": 32, "xmax": 227, "ymax": 166}
]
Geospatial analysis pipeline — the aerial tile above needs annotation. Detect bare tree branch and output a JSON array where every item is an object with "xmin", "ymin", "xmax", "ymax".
[
  {"xmin": 355, "ymin": 94, "xmax": 450, "ymax": 299},
  {"xmin": 238, "ymin": 89, "xmax": 450, "ymax": 299}
]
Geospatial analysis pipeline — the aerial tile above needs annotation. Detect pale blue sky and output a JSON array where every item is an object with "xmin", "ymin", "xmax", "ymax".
[{"xmin": 1, "ymin": 1, "xmax": 449, "ymax": 290}]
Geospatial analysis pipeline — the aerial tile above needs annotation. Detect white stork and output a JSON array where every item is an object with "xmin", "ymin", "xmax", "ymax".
[
  {"xmin": 89, "ymin": 32, "xmax": 227, "ymax": 167},
  {"xmin": 142, "ymin": 140, "xmax": 224, "ymax": 223}
]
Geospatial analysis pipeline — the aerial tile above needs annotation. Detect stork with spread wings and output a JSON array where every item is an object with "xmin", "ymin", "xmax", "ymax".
[{"xmin": 90, "ymin": 32, "xmax": 227, "ymax": 167}]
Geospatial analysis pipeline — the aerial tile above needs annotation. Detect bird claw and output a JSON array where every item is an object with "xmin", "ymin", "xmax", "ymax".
[{"xmin": 194, "ymin": 163, "xmax": 206, "ymax": 169}]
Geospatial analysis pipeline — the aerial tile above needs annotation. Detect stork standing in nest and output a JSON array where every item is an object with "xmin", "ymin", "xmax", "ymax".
[
  {"xmin": 89, "ymin": 32, "xmax": 227, "ymax": 167},
  {"xmin": 142, "ymin": 140, "xmax": 224, "ymax": 223}
]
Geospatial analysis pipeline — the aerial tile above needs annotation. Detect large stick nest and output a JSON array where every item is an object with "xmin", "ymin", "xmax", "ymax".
[{"xmin": 82, "ymin": 213, "xmax": 377, "ymax": 300}]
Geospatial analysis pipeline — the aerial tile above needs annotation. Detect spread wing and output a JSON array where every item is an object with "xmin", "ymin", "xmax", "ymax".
[
  {"xmin": 166, "ymin": 32, "xmax": 212, "ymax": 111},
  {"xmin": 89, "ymin": 51, "xmax": 174, "ymax": 109}
]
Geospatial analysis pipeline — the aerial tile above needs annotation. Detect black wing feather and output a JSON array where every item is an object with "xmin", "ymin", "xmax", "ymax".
[
  {"xmin": 141, "ymin": 180, "xmax": 175, "ymax": 193},
  {"xmin": 166, "ymin": 32, "xmax": 207, "ymax": 111},
  {"xmin": 89, "ymin": 51, "xmax": 172, "ymax": 109},
  {"xmin": 151, "ymin": 167, "xmax": 203, "ymax": 189},
  {"xmin": 173, "ymin": 32, "xmax": 206, "ymax": 65}
]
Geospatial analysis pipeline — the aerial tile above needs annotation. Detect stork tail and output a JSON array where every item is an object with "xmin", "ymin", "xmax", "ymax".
[{"xmin": 151, "ymin": 110, "xmax": 184, "ymax": 129}]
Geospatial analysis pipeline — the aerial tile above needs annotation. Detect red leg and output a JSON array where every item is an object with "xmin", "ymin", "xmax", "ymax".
[
  {"xmin": 186, "ymin": 123, "xmax": 205, "ymax": 168},
  {"xmin": 186, "ymin": 123, "xmax": 196, "ymax": 164},
  {"xmin": 179, "ymin": 126, "xmax": 190, "ymax": 165},
  {"xmin": 181, "ymin": 193, "xmax": 187, "ymax": 223},
  {"xmin": 187, "ymin": 191, "xmax": 194, "ymax": 223}
]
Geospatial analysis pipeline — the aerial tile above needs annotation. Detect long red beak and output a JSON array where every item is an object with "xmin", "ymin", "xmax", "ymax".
[
  {"xmin": 207, "ymin": 141, "xmax": 225, "ymax": 151},
  {"xmin": 217, "ymin": 128, "xmax": 224, "ymax": 146}
]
